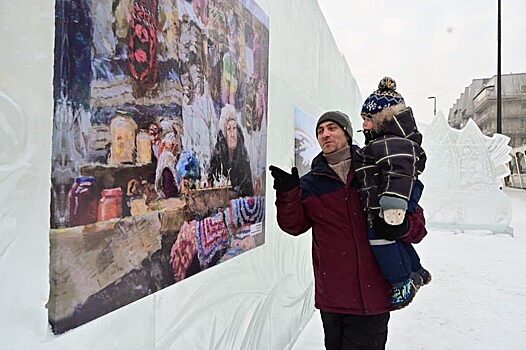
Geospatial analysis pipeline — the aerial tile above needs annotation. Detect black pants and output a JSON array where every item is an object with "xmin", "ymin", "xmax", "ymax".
[{"xmin": 320, "ymin": 311, "xmax": 390, "ymax": 350}]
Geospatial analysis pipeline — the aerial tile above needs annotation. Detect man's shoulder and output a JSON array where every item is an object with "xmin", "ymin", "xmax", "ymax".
[{"xmin": 299, "ymin": 170, "xmax": 316, "ymax": 184}]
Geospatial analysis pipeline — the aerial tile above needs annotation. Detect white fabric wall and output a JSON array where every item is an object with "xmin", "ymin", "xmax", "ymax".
[{"xmin": 0, "ymin": 0, "xmax": 361, "ymax": 349}]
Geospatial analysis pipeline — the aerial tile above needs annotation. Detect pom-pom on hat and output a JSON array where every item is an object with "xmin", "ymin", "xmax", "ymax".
[{"xmin": 361, "ymin": 77, "xmax": 405, "ymax": 118}]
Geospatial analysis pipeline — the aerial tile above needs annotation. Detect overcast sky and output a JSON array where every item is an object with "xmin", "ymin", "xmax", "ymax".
[{"xmin": 316, "ymin": 0, "xmax": 526, "ymax": 124}]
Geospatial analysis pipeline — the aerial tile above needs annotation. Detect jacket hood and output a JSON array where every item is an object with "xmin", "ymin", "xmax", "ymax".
[{"xmin": 364, "ymin": 107, "xmax": 422, "ymax": 145}]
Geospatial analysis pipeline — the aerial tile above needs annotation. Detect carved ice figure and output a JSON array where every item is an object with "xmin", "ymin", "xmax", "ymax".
[
  {"xmin": 419, "ymin": 112, "xmax": 512, "ymax": 234},
  {"xmin": 0, "ymin": 92, "xmax": 35, "ymax": 257}
]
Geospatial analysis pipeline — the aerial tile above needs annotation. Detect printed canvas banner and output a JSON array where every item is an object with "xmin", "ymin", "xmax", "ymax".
[
  {"xmin": 294, "ymin": 107, "xmax": 320, "ymax": 176},
  {"xmin": 49, "ymin": 0, "xmax": 269, "ymax": 334}
]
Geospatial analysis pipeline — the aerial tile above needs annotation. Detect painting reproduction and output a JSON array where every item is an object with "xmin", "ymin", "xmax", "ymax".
[
  {"xmin": 49, "ymin": 0, "xmax": 269, "ymax": 334},
  {"xmin": 294, "ymin": 107, "xmax": 320, "ymax": 176}
]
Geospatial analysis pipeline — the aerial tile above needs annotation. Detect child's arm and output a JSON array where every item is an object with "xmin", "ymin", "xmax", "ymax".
[{"xmin": 372, "ymin": 138, "xmax": 425, "ymax": 225}]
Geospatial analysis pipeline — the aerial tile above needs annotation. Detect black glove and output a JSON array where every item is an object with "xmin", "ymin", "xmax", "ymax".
[
  {"xmin": 372, "ymin": 215, "xmax": 409, "ymax": 241},
  {"xmin": 269, "ymin": 165, "xmax": 299, "ymax": 193}
]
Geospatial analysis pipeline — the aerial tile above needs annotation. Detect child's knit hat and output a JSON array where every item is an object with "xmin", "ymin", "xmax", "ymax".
[{"xmin": 361, "ymin": 77, "xmax": 405, "ymax": 118}]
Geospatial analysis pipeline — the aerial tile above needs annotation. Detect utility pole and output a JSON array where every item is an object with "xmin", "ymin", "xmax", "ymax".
[{"xmin": 497, "ymin": 0, "xmax": 502, "ymax": 133}]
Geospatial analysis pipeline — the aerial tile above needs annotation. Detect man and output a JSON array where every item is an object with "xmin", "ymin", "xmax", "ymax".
[{"xmin": 269, "ymin": 111, "xmax": 427, "ymax": 350}]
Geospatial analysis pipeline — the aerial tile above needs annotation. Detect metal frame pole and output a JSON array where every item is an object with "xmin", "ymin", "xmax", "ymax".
[{"xmin": 497, "ymin": 0, "xmax": 502, "ymax": 134}]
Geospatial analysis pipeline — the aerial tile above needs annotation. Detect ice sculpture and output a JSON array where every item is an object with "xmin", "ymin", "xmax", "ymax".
[
  {"xmin": 419, "ymin": 112, "xmax": 512, "ymax": 234},
  {"xmin": 0, "ymin": 92, "xmax": 36, "ymax": 258}
]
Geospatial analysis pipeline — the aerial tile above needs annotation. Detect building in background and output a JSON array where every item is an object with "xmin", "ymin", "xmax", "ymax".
[
  {"xmin": 448, "ymin": 73, "xmax": 526, "ymax": 148},
  {"xmin": 448, "ymin": 78, "xmax": 487, "ymax": 129},
  {"xmin": 506, "ymin": 145, "xmax": 526, "ymax": 189}
]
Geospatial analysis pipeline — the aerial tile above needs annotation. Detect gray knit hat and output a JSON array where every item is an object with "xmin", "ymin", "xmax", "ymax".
[{"xmin": 316, "ymin": 111, "xmax": 353, "ymax": 140}]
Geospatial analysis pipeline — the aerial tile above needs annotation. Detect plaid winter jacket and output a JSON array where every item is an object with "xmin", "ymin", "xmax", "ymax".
[{"xmin": 354, "ymin": 107, "xmax": 426, "ymax": 224}]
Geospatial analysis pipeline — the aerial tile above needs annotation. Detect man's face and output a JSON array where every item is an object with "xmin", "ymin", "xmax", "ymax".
[{"xmin": 317, "ymin": 121, "xmax": 348, "ymax": 154}]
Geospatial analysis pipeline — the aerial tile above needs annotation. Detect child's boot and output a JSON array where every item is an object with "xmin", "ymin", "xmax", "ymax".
[
  {"xmin": 391, "ymin": 272, "xmax": 423, "ymax": 310},
  {"xmin": 416, "ymin": 267, "xmax": 432, "ymax": 285}
]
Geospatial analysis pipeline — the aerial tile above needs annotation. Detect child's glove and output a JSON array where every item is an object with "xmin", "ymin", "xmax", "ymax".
[
  {"xmin": 383, "ymin": 209, "xmax": 406, "ymax": 225},
  {"xmin": 372, "ymin": 216, "xmax": 409, "ymax": 241},
  {"xmin": 379, "ymin": 195, "xmax": 408, "ymax": 225},
  {"xmin": 269, "ymin": 165, "xmax": 299, "ymax": 193}
]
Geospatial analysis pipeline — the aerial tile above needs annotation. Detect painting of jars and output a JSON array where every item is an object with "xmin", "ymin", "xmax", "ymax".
[{"xmin": 49, "ymin": 0, "xmax": 269, "ymax": 334}]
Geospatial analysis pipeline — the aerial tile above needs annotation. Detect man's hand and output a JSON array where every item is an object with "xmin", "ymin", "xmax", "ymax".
[
  {"xmin": 269, "ymin": 165, "xmax": 299, "ymax": 193},
  {"xmin": 372, "ymin": 215, "xmax": 409, "ymax": 241}
]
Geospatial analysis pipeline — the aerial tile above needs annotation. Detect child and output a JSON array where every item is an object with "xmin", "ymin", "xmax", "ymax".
[{"xmin": 354, "ymin": 77, "xmax": 431, "ymax": 309}]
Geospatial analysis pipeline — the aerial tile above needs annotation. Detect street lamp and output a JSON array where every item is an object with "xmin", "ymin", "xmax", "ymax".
[{"xmin": 427, "ymin": 96, "xmax": 436, "ymax": 116}]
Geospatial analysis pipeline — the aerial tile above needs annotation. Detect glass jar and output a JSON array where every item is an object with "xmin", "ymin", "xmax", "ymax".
[
  {"xmin": 68, "ymin": 176, "xmax": 98, "ymax": 227},
  {"xmin": 98, "ymin": 187, "xmax": 123, "ymax": 221},
  {"xmin": 109, "ymin": 111, "xmax": 137, "ymax": 165},
  {"xmin": 136, "ymin": 129, "xmax": 152, "ymax": 164}
]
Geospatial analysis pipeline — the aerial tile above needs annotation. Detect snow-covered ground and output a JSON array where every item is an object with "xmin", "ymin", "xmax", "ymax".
[{"xmin": 292, "ymin": 187, "xmax": 526, "ymax": 350}]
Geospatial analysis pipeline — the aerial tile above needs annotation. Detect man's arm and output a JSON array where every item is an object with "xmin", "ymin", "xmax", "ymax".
[
  {"xmin": 269, "ymin": 166, "xmax": 312, "ymax": 236},
  {"xmin": 275, "ymin": 187, "xmax": 312, "ymax": 236},
  {"xmin": 401, "ymin": 206, "xmax": 427, "ymax": 244}
]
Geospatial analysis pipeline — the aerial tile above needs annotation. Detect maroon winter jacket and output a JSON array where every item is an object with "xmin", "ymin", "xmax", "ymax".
[{"xmin": 275, "ymin": 147, "xmax": 427, "ymax": 315}]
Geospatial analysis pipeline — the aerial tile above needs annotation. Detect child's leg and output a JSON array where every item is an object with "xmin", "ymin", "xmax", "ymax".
[
  {"xmin": 368, "ymin": 228, "xmax": 425, "ymax": 309},
  {"xmin": 401, "ymin": 242, "xmax": 432, "ymax": 285},
  {"xmin": 401, "ymin": 242, "xmax": 422, "ymax": 272},
  {"xmin": 367, "ymin": 228, "xmax": 412, "ymax": 285}
]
